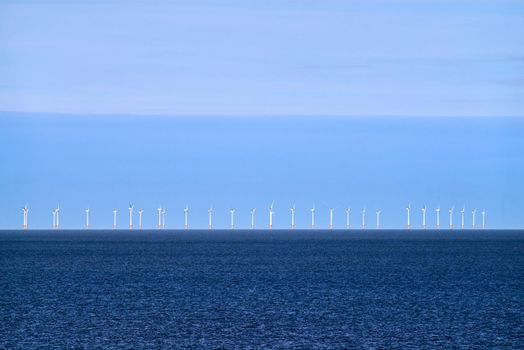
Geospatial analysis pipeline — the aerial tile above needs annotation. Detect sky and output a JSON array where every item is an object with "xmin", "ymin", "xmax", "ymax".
[
  {"xmin": 0, "ymin": 1, "xmax": 523, "ymax": 229},
  {"xmin": 1, "ymin": 113, "xmax": 523, "ymax": 229},
  {"xmin": 0, "ymin": 0, "xmax": 523, "ymax": 116}
]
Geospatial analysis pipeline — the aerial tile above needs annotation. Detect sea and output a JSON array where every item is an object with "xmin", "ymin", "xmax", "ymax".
[{"xmin": 1, "ymin": 230, "xmax": 523, "ymax": 349}]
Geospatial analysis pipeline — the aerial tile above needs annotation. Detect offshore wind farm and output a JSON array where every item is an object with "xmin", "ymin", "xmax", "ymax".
[{"xmin": 16, "ymin": 203, "xmax": 489, "ymax": 231}]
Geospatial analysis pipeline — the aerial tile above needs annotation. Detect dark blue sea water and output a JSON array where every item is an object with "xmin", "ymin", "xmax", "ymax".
[{"xmin": 1, "ymin": 230, "xmax": 523, "ymax": 349}]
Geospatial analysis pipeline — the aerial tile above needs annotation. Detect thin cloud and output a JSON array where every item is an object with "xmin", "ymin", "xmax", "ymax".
[{"xmin": 489, "ymin": 78, "xmax": 524, "ymax": 87}]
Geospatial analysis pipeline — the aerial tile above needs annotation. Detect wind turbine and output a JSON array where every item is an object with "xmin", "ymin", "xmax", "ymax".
[
  {"xmin": 345, "ymin": 208, "xmax": 351, "ymax": 229},
  {"xmin": 85, "ymin": 208, "xmax": 90, "ymax": 229},
  {"xmin": 471, "ymin": 208, "xmax": 477, "ymax": 229},
  {"xmin": 162, "ymin": 208, "xmax": 166, "ymax": 229},
  {"xmin": 361, "ymin": 207, "xmax": 366, "ymax": 229},
  {"xmin": 422, "ymin": 205, "xmax": 427, "ymax": 229},
  {"xmin": 184, "ymin": 205, "xmax": 189, "ymax": 230},
  {"xmin": 208, "ymin": 207, "xmax": 213, "ymax": 229},
  {"xmin": 52, "ymin": 209, "xmax": 56, "ymax": 229},
  {"xmin": 230, "ymin": 208, "xmax": 235, "ymax": 229},
  {"xmin": 250, "ymin": 208, "xmax": 256, "ymax": 229},
  {"xmin": 290, "ymin": 205, "xmax": 296, "ymax": 229},
  {"xmin": 138, "ymin": 209, "xmax": 143, "ymax": 230},
  {"xmin": 157, "ymin": 206, "xmax": 162, "ymax": 229},
  {"xmin": 449, "ymin": 206, "xmax": 454, "ymax": 229},
  {"xmin": 269, "ymin": 201, "xmax": 274, "ymax": 230},
  {"xmin": 461, "ymin": 206, "xmax": 465, "ymax": 230},
  {"xmin": 376, "ymin": 210, "xmax": 381, "ymax": 229},
  {"xmin": 55, "ymin": 204, "xmax": 60, "ymax": 229},
  {"xmin": 436, "ymin": 206, "xmax": 441, "ymax": 229},
  {"xmin": 406, "ymin": 203, "xmax": 411, "ymax": 229},
  {"xmin": 113, "ymin": 209, "xmax": 118, "ymax": 229},
  {"xmin": 482, "ymin": 209, "xmax": 486, "ymax": 229},
  {"xmin": 310, "ymin": 205, "xmax": 316, "ymax": 229},
  {"xmin": 22, "ymin": 205, "xmax": 29, "ymax": 230},
  {"xmin": 329, "ymin": 208, "xmax": 335, "ymax": 229},
  {"xmin": 128, "ymin": 204, "xmax": 134, "ymax": 230}
]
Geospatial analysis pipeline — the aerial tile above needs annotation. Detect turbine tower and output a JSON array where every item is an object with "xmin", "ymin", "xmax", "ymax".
[
  {"xmin": 129, "ymin": 204, "xmax": 134, "ymax": 230},
  {"xmin": 113, "ymin": 209, "xmax": 117, "ymax": 229},
  {"xmin": 361, "ymin": 207, "xmax": 366, "ymax": 229},
  {"xmin": 461, "ymin": 206, "xmax": 465, "ymax": 230},
  {"xmin": 482, "ymin": 209, "xmax": 486, "ymax": 229},
  {"xmin": 208, "ymin": 207, "xmax": 213, "ymax": 229},
  {"xmin": 329, "ymin": 208, "xmax": 335, "ymax": 229},
  {"xmin": 422, "ymin": 205, "xmax": 427, "ymax": 229},
  {"xmin": 406, "ymin": 203, "xmax": 411, "ymax": 229},
  {"xmin": 449, "ymin": 206, "xmax": 454, "ymax": 229},
  {"xmin": 22, "ymin": 205, "xmax": 29, "ymax": 230},
  {"xmin": 436, "ymin": 206, "xmax": 441, "ymax": 229},
  {"xmin": 471, "ymin": 208, "xmax": 477, "ymax": 229},
  {"xmin": 290, "ymin": 205, "xmax": 296, "ymax": 229},
  {"xmin": 157, "ymin": 206, "xmax": 162, "ymax": 229},
  {"xmin": 52, "ymin": 209, "xmax": 56, "ymax": 229},
  {"xmin": 269, "ymin": 202, "xmax": 274, "ymax": 230},
  {"xmin": 376, "ymin": 210, "xmax": 381, "ymax": 229},
  {"xmin": 162, "ymin": 208, "xmax": 166, "ymax": 229},
  {"xmin": 138, "ymin": 209, "xmax": 143, "ymax": 230},
  {"xmin": 250, "ymin": 208, "xmax": 256, "ymax": 229},
  {"xmin": 230, "ymin": 209, "xmax": 235, "ymax": 229},
  {"xmin": 345, "ymin": 208, "xmax": 351, "ymax": 229},
  {"xmin": 184, "ymin": 205, "xmax": 189, "ymax": 230},
  {"xmin": 55, "ymin": 204, "xmax": 60, "ymax": 230},
  {"xmin": 310, "ymin": 205, "xmax": 316, "ymax": 229},
  {"xmin": 85, "ymin": 208, "xmax": 90, "ymax": 229}
]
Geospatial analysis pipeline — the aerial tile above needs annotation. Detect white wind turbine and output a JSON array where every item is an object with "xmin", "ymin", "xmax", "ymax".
[
  {"xmin": 461, "ymin": 206, "xmax": 465, "ymax": 230},
  {"xmin": 436, "ymin": 206, "xmax": 441, "ymax": 229},
  {"xmin": 129, "ymin": 204, "xmax": 134, "ymax": 230},
  {"xmin": 376, "ymin": 209, "xmax": 382, "ymax": 229},
  {"xmin": 184, "ymin": 205, "xmax": 189, "ymax": 230},
  {"xmin": 22, "ymin": 205, "xmax": 29, "ymax": 230},
  {"xmin": 85, "ymin": 208, "xmax": 90, "ymax": 229},
  {"xmin": 471, "ymin": 208, "xmax": 477, "ymax": 229},
  {"xmin": 290, "ymin": 205, "xmax": 296, "ymax": 229},
  {"xmin": 345, "ymin": 207, "xmax": 351, "ymax": 229},
  {"xmin": 208, "ymin": 207, "xmax": 213, "ymax": 229},
  {"xmin": 138, "ymin": 209, "xmax": 143, "ymax": 230},
  {"xmin": 328, "ymin": 207, "xmax": 337, "ymax": 229},
  {"xmin": 230, "ymin": 208, "xmax": 235, "ymax": 229},
  {"xmin": 361, "ymin": 207, "xmax": 366, "ymax": 229},
  {"xmin": 113, "ymin": 209, "xmax": 118, "ymax": 229},
  {"xmin": 449, "ymin": 206, "xmax": 454, "ymax": 229},
  {"xmin": 52, "ymin": 209, "xmax": 56, "ymax": 229},
  {"xmin": 157, "ymin": 206, "xmax": 162, "ymax": 229},
  {"xmin": 269, "ymin": 201, "xmax": 274, "ymax": 230},
  {"xmin": 310, "ymin": 205, "xmax": 316, "ymax": 229},
  {"xmin": 421, "ymin": 205, "xmax": 427, "ymax": 229},
  {"xmin": 482, "ymin": 209, "xmax": 486, "ymax": 229},
  {"xmin": 250, "ymin": 208, "xmax": 256, "ymax": 229},
  {"xmin": 55, "ymin": 204, "xmax": 60, "ymax": 229},
  {"xmin": 162, "ymin": 208, "xmax": 166, "ymax": 229},
  {"xmin": 406, "ymin": 203, "xmax": 411, "ymax": 229}
]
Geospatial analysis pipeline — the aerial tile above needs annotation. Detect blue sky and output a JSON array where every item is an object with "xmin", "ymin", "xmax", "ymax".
[
  {"xmin": 1, "ymin": 113, "xmax": 522, "ymax": 229},
  {"xmin": 0, "ymin": 1, "xmax": 523, "ymax": 229},
  {"xmin": 1, "ymin": 0, "xmax": 523, "ymax": 116}
]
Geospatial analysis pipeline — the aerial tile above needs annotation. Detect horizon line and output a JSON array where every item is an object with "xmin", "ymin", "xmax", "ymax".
[{"xmin": 1, "ymin": 110, "xmax": 523, "ymax": 119}]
